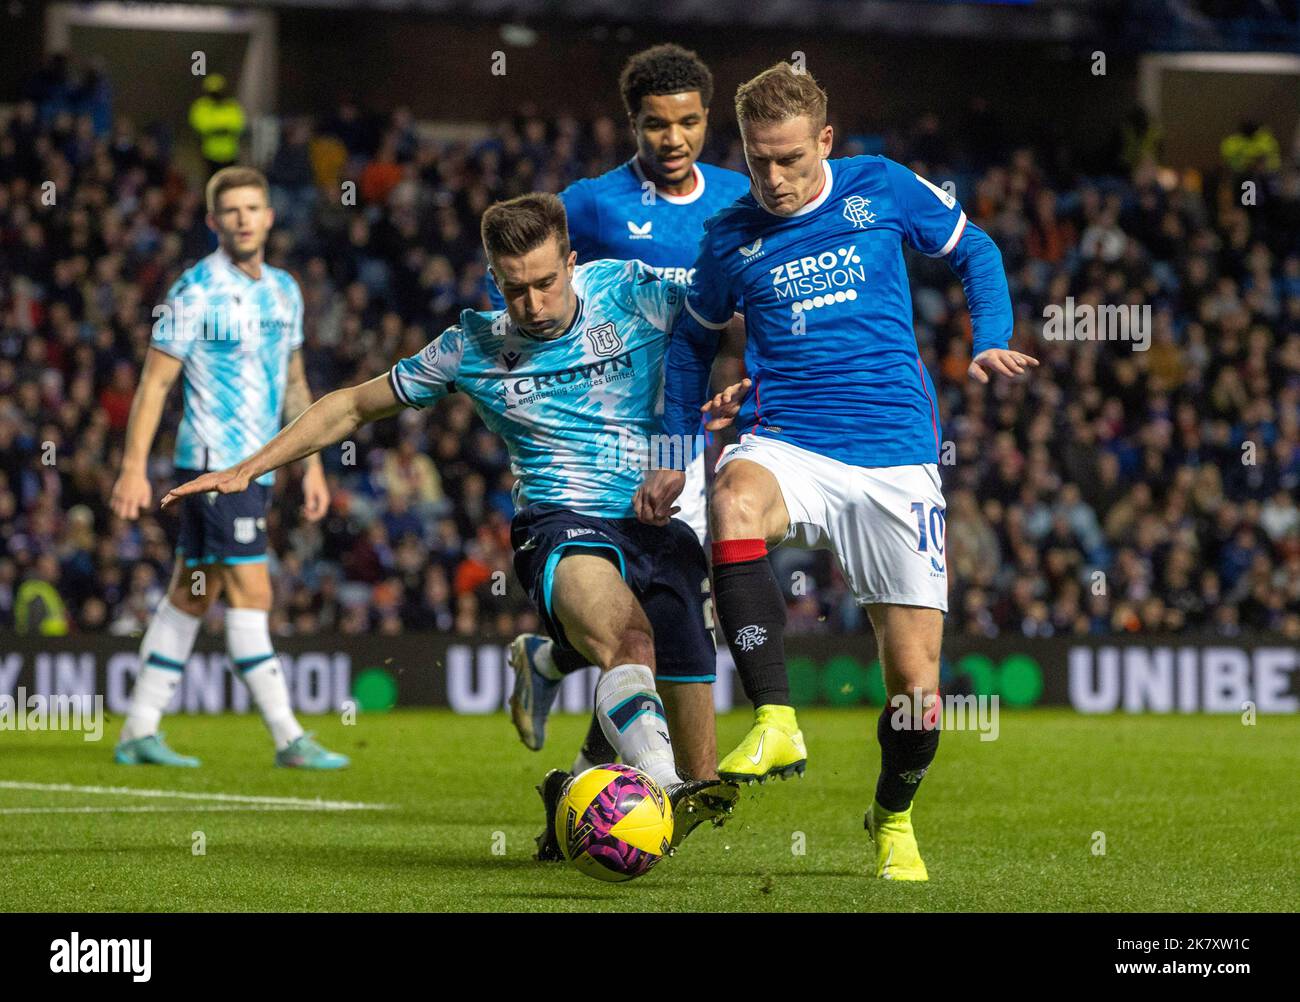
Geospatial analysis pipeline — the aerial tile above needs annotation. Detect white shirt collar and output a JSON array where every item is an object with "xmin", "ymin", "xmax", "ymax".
[{"xmin": 757, "ymin": 159, "xmax": 834, "ymax": 218}]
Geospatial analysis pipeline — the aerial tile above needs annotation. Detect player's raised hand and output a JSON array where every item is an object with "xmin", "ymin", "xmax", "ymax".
[
  {"xmin": 160, "ymin": 466, "xmax": 253, "ymax": 510},
  {"xmin": 967, "ymin": 348, "xmax": 1039, "ymax": 384},
  {"xmin": 701, "ymin": 378, "xmax": 752, "ymax": 431},
  {"xmin": 110, "ymin": 469, "xmax": 153, "ymax": 521},
  {"xmin": 301, "ymin": 462, "xmax": 330, "ymax": 522},
  {"xmin": 634, "ymin": 469, "xmax": 687, "ymax": 527}
]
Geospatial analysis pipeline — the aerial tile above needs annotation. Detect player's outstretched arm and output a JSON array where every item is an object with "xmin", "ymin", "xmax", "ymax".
[
  {"xmin": 110, "ymin": 347, "xmax": 183, "ymax": 521},
  {"xmin": 161, "ymin": 374, "xmax": 403, "ymax": 508}
]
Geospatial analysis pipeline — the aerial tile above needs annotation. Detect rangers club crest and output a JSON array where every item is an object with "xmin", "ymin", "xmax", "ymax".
[
  {"xmin": 842, "ymin": 195, "xmax": 876, "ymax": 228},
  {"xmin": 585, "ymin": 321, "xmax": 623, "ymax": 357},
  {"xmin": 735, "ymin": 624, "xmax": 768, "ymax": 652}
]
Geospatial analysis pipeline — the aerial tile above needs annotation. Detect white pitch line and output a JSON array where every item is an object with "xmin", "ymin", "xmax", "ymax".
[
  {"xmin": 0, "ymin": 804, "xmax": 379, "ymax": 815},
  {"xmin": 0, "ymin": 780, "xmax": 393, "ymax": 811}
]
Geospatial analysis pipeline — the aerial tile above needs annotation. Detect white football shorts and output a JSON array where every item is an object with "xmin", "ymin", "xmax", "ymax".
[
  {"xmin": 673, "ymin": 449, "xmax": 709, "ymax": 547},
  {"xmin": 715, "ymin": 434, "xmax": 948, "ymax": 612}
]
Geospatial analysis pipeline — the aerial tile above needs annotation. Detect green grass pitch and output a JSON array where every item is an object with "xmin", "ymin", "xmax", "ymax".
[{"xmin": 1, "ymin": 708, "xmax": 1295, "ymax": 912}]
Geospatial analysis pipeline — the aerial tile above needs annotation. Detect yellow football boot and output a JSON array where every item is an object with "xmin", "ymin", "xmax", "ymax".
[
  {"xmin": 864, "ymin": 799, "xmax": 929, "ymax": 881},
  {"xmin": 717, "ymin": 704, "xmax": 807, "ymax": 784}
]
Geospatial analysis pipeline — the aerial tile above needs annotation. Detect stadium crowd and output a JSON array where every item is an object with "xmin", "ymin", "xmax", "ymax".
[{"xmin": 1, "ymin": 59, "xmax": 1298, "ymax": 640}]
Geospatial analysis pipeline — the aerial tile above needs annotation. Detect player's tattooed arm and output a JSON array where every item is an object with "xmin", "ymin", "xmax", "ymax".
[
  {"xmin": 161, "ymin": 374, "xmax": 404, "ymax": 508},
  {"xmin": 110, "ymin": 347, "xmax": 183, "ymax": 520},
  {"xmin": 285, "ymin": 350, "xmax": 329, "ymax": 521}
]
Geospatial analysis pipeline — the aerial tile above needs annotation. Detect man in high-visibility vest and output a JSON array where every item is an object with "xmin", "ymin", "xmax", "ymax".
[
  {"xmin": 189, "ymin": 74, "xmax": 245, "ymax": 175},
  {"xmin": 14, "ymin": 556, "xmax": 69, "ymax": 637},
  {"xmin": 1221, "ymin": 120, "xmax": 1282, "ymax": 173}
]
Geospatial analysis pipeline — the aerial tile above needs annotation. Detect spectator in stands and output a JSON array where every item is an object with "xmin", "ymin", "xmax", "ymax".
[{"xmin": 267, "ymin": 117, "xmax": 319, "ymax": 238}]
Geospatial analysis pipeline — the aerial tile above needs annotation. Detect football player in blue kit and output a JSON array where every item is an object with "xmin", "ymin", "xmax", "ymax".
[
  {"xmin": 163, "ymin": 193, "xmax": 745, "ymax": 853},
  {"xmin": 639, "ymin": 64, "xmax": 1037, "ymax": 880}
]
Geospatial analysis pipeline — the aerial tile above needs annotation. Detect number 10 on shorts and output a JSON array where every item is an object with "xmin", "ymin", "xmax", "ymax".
[{"xmin": 910, "ymin": 502, "xmax": 946, "ymax": 572}]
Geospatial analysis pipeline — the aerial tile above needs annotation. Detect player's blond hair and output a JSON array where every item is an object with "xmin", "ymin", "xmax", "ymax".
[
  {"xmin": 735, "ymin": 62, "xmax": 828, "ymax": 133},
  {"xmin": 205, "ymin": 166, "xmax": 269, "ymax": 213},
  {"xmin": 480, "ymin": 193, "xmax": 571, "ymax": 262}
]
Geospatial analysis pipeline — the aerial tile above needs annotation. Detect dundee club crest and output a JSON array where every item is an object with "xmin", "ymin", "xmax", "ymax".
[{"xmin": 585, "ymin": 321, "xmax": 623, "ymax": 358}]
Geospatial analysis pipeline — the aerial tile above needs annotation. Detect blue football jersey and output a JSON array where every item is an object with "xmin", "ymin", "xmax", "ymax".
[
  {"xmin": 487, "ymin": 158, "xmax": 750, "ymax": 307},
  {"xmin": 392, "ymin": 259, "xmax": 687, "ymax": 518},
  {"xmin": 150, "ymin": 249, "xmax": 303, "ymax": 486},
  {"xmin": 666, "ymin": 155, "xmax": 1013, "ymax": 468}
]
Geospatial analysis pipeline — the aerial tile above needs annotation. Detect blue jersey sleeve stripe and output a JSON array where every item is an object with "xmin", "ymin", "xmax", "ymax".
[
  {"xmin": 684, "ymin": 299, "xmax": 729, "ymax": 330},
  {"xmin": 925, "ymin": 211, "xmax": 968, "ymax": 259}
]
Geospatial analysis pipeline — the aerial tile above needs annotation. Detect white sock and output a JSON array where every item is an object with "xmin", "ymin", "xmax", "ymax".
[
  {"xmin": 532, "ymin": 638, "xmax": 563, "ymax": 681},
  {"xmin": 594, "ymin": 664, "xmax": 680, "ymax": 789},
  {"xmin": 122, "ymin": 598, "xmax": 201, "ymax": 741},
  {"xmin": 226, "ymin": 607, "xmax": 303, "ymax": 751},
  {"xmin": 571, "ymin": 750, "xmax": 599, "ymax": 774}
]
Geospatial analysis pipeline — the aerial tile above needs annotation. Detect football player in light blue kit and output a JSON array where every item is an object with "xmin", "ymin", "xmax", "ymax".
[
  {"xmin": 110, "ymin": 166, "xmax": 348, "ymax": 770},
  {"xmin": 640, "ymin": 64, "xmax": 1038, "ymax": 880},
  {"xmin": 495, "ymin": 44, "xmax": 751, "ymax": 782},
  {"xmin": 162, "ymin": 193, "xmax": 743, "ymax": 853}
]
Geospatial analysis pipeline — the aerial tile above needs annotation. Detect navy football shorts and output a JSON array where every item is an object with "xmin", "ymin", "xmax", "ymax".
[
  {"xmin": 511, "ymin": 504, "xmax": 716, "ymax": 683},
  {"xmin": 174, "ymin": 469, "xmax": 271, "ymax": 568}
]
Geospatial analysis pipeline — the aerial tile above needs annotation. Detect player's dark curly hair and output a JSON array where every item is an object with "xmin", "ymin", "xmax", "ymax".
[{"xmin": 618, "ymin": 44, "xmax": 714, "ymax": 119}]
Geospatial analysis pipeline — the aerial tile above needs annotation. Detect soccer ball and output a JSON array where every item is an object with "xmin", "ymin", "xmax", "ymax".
[{"xmin": 556, "ymin": 764, "xmax": 674, "ymax": 882}]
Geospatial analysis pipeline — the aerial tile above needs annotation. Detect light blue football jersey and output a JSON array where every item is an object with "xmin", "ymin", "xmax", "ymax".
[
  {"xmin": 150, "ymin": 249, "xmax": 303, "ymax": 486},
  {"xmin": 391, "ymin": 258, "xmax": 687, "ymax": 518}
]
